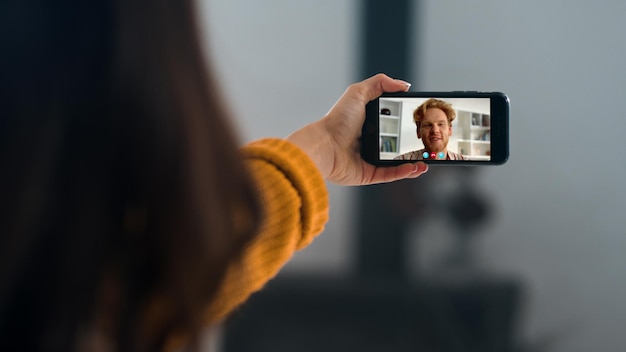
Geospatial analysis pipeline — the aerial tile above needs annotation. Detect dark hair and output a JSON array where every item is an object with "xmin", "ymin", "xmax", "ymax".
[{"xmin": 0, "ymin": 1, "xmax": 261, "ymax": 350}]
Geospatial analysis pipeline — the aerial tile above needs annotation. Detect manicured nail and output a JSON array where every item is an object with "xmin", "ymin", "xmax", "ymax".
[
  {"xmin": 410, "ymin": 163, "xmax": 421, "ymax": 173},
  {"xmin": 395, "ymin": 79, "xmax": 412, "ymax": 88},
  {"xmin": 415, "ymin": 162, "xmax": 428, "ymax": 173}
]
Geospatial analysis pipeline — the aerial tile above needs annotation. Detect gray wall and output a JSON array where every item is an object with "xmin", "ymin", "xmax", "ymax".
[
  {"xmin": 418, "ymin": 1, "xmax": 626, "ymax": 351},
  {"xmin": 200, "ymin": 1, "xmax": 626, "ymax": 351},
  {"xmin": 199, "ymin": 0, "xmax": 359, "ymax": 273}
]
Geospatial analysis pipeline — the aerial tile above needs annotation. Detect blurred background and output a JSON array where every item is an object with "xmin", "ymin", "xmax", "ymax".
[{"xmin": 199, "ymin": 0, "xmax": 626, "ymax": 351}]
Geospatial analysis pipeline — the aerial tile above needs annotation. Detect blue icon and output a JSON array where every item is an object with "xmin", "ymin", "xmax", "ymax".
[
  {"xmin": 438, "ymin": 152, "xmax": 445, "ymax": 159},
  {"xmin": 422, "ymin": 151, "xmax": 430, "ymax": 159}
]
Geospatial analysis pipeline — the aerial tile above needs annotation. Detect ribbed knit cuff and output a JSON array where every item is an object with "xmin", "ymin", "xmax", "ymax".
[{"xmin": 241, "ymin": 138, "xmax": 329, "ymax": 249}]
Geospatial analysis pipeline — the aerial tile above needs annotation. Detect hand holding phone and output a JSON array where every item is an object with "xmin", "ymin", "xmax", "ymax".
[
  {"xmin": 361, "ymin": 91, "xmax": 510, "ymax": 165},
  {"xmin": 287, "ymin": 74, "xmax": 429, "ymax": 185}
]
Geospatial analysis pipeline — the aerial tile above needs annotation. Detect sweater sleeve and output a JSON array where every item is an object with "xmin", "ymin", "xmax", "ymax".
[{"xmin": 203, "ymin": 138, "xmax": 329, "ymax": 324}]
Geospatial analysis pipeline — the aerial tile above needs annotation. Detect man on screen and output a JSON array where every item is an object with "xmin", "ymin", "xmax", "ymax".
[{"xmin": 394, "ymin": 98, "xmax": 466, "ymax": 160}]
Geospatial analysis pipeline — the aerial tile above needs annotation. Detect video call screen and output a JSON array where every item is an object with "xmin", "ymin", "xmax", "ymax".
[{"xmin": 378, "ymin": 97, "xmax": 492, "ymax": 161}]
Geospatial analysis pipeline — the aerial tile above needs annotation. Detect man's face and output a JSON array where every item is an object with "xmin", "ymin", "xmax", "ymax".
[{"xmin": 417, "ymin": 108, "xmax": 452, "ymax": 153}]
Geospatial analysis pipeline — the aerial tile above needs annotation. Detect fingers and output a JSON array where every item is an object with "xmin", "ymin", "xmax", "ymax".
[
  {"xmin": 349, "ymin": 73, "xmax": 412, "ymax": 104},
  {"xmin": 367, "ymin": 162, "xmax": 428, "ymax": 184}
]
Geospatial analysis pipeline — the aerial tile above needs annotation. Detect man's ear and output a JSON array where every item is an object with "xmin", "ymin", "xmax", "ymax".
[{"xmin": 416, "ymin": 126, "xmax": 422, "ymax": 139}]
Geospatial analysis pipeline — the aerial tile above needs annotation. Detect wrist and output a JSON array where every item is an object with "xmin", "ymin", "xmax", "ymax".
[{"xmin": 285, "ymin": 121, "xmax": 332, "ymax": 179}]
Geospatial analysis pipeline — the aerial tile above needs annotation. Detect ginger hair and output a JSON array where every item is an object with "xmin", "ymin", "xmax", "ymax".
[{"xmin": 413, "ymin": 98, "xmax": 456, "ymax": 127}]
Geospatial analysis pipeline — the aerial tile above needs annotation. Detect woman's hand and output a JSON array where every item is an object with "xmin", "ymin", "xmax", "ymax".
[{"xmin": 286, "ymin": 73, "xmax": 428, "ymax": 186}]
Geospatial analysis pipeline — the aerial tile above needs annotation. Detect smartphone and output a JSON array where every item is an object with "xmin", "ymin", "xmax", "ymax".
[{"xmin": 361, "ymin": 91, "xmax": 509, "ymax": 165}]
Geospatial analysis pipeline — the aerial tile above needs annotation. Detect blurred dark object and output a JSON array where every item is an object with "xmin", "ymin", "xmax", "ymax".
[
  {"xmin": 223, "ymin": 276, "xmax": 521, "ymax": 352},
  {"xmin": 380, "ymin": 108, "xmax": 391, "ymax": 115},
  {"xmin": 356, "ymin": 168, "xmax": 491, "ymax": 278}
]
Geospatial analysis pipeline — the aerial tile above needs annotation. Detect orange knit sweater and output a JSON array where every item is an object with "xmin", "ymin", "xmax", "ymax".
[{"xmin": 203, "ymin": 138, "xmax": 329, "ymax": 324}]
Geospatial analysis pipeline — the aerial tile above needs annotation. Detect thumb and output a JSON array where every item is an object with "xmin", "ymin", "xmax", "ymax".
[{"xmin": 354, "ymin": 73, "xmax": 412, "ymax": 103}]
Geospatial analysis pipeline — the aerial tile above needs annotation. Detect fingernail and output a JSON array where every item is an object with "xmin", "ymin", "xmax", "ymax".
[
  {"xmin": 395, "ymin": 79, "xmax": 412, "ymax": 88},
  {"xmin": 415, "ymin": 162, "xmax": 428, "ymax": 173},
  {"xmin": 410, "ymin": 163, "xmax": 421, "ymax": 173}
]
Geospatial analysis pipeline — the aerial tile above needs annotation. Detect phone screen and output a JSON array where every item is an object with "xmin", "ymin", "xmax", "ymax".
[{"xmin": 362, "ymin": 92, "xmax": 509, "ymax": 165}]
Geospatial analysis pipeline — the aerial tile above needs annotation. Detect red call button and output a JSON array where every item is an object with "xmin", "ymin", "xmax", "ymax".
[{"xmin": 430, "ymin": 152, "xmax": 437, "ymax": 159}]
